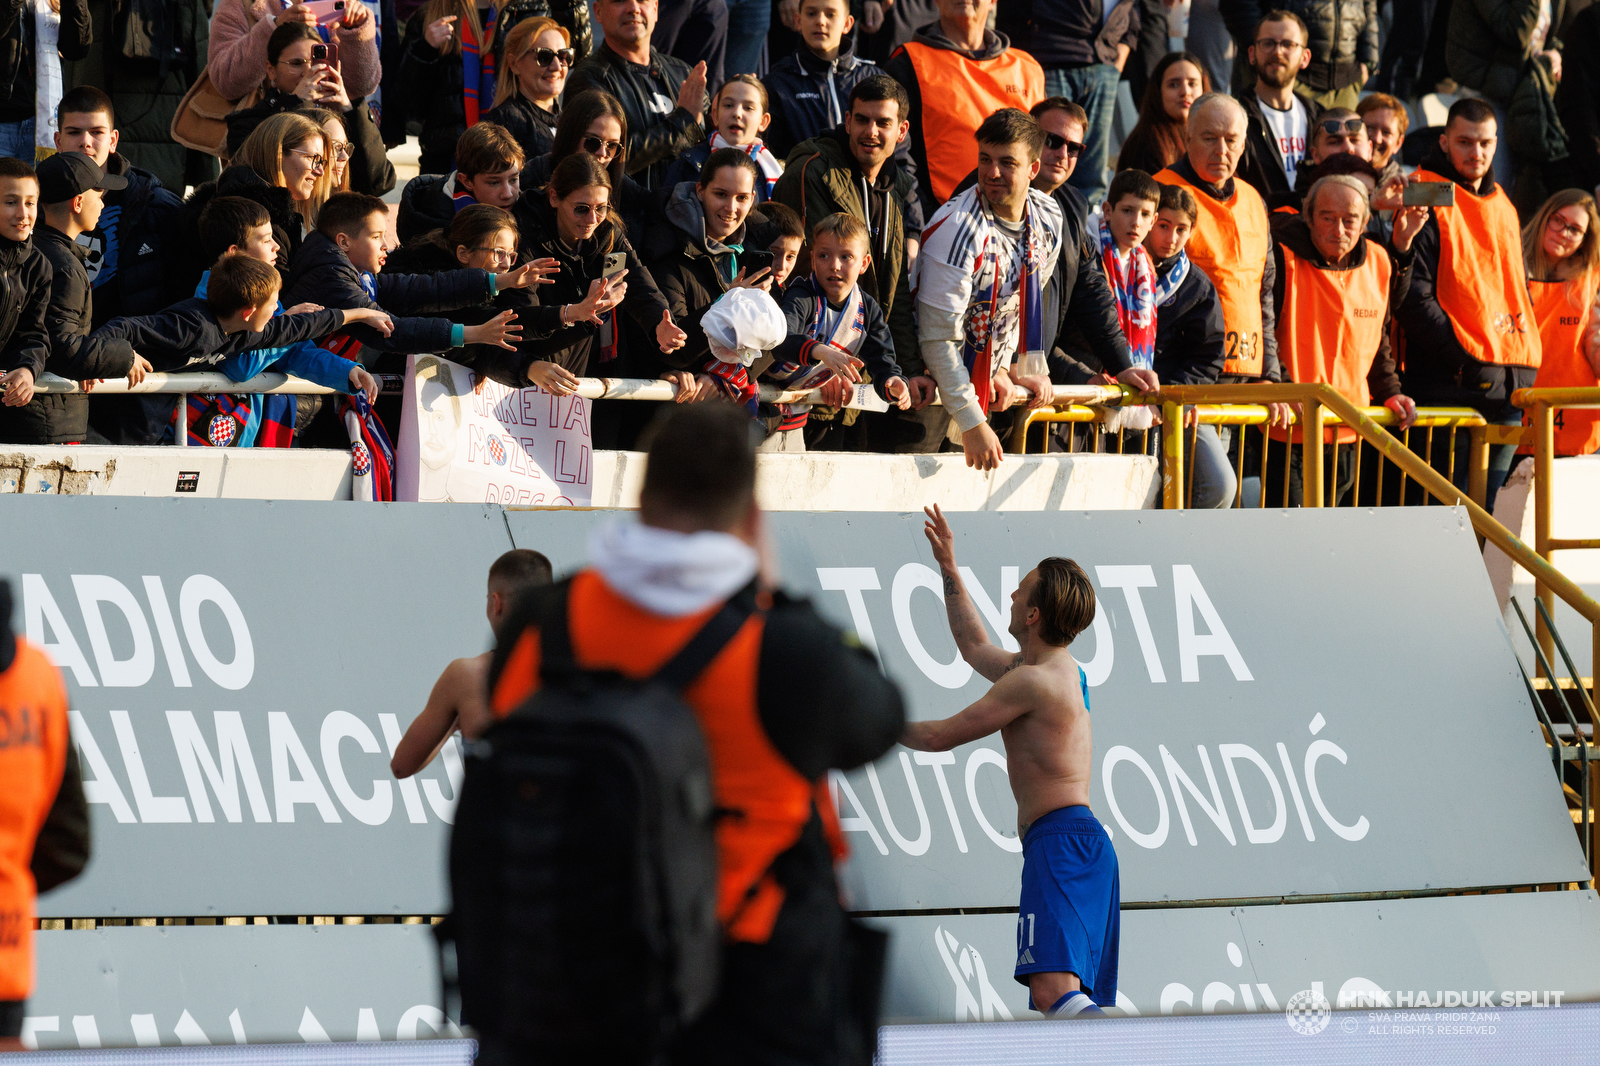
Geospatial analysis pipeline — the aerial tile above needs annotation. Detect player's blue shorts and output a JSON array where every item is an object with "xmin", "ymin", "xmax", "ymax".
[{"xmin": 1014, "ymin": 805, "xmax": 1120, "ymax": 1009}]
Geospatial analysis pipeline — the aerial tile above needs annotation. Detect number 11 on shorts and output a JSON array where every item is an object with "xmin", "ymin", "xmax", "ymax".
[{"xmin": 1016, "ymin": 913, "xmax": 1035, "ymax": 948}]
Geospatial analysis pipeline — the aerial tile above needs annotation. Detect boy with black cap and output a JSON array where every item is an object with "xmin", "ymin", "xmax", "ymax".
[{"xmin": 0, "ymin": 152, "xmax": 148, "ymax": 444}]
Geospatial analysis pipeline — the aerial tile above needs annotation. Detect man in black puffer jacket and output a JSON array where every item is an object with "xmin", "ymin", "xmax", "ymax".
[
  {"xmin": 565, "ymin": 0, "xmax": 709, "ymax": 192},
  {"xmin": 0, "ymin": 154, "xmax": 141, "ymax": 445},
  {"xmin": 53, "ymin": 87, "xmax": 190, "ymax": 444}
]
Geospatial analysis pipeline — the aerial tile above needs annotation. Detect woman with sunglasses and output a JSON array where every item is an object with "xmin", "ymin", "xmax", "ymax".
[
  {"xmin": 520, "ymin": 90, "xmax": 650, "ymax": 249},
  {"xmin": 183, "ymin": 112, "xmax": 329, "ymax": 277},
  {"xmin": 511, "ymin": 153, "xmax": 681, "ymax": 391},
  {"xmin": 1117, "ymin": 52, "xmax": 1210, "ymax": 177},
  {"xmin": 482, "ymin": 17, "xmax": 571, "ymax": 160},
  {"xmin": 1518, "ymin": 190, "xmax": 1600, "ymax": 457}
]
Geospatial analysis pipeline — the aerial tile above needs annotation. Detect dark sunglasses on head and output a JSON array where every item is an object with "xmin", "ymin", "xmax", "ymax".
[
  {"xmin": 1043, "ymin": 131, "xmax": 1085, "ymax": 156},
  {"xmin": 582, "ymin": 134, "xmax": 624, "ymax": 157},
  {"xmin": 1318, "ymin": 118, "xmax": 1365, "ymax": 137},
  {"xmin": 531, "ymin": 46, "xmax": 575, "ymax": 67}
]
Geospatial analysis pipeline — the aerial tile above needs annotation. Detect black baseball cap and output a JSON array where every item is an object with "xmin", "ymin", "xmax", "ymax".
[{"xmin": 37, "ymin": 152, "xmax": 127, "ymax": 204}]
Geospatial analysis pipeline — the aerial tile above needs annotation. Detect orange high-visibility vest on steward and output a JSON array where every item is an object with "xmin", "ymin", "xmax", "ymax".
[
  {"xmin": 900, "ymin": 41, "xmax": 1044, "ymax": 205},
  {"xmin": 490, "ymin": 569, "xmax": 842, "ymax": 944},
  {"xmin": 1522, "ymin": 270, "xmax": 1600, "ymax": 456},
  {"xmin": 1155, "ymin": 166, "xmax": 1271, "ymax": 376},
  {"xmin": 0, "ymin": 639, "xmax": 69, "ymax": 1001},
  {"xmin": 1412, "ymin": 168, "xmax": 1542, "ymax": 369},
  {"xmin": 1271, "ymin": 239, "xmax": 1394, "ymax": 444}
]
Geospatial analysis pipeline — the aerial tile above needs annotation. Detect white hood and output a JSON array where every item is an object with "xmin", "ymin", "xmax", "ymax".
[{"xmin": 588, "ymin": 518, "xmax": 759, "ymax": 618}]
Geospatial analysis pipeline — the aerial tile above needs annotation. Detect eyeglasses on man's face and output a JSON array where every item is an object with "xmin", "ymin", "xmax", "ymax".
[
  {"xmin": 1318, "ymin": 118, "xmax": 1366, "ymax": 137},
  {"xmin": 1043, "ymin": 131, "xmax": 1085, "ymax": 157},
  {"xmin": 1253, "ymin": 37, "xmax": 1303, "ymax": 53}
]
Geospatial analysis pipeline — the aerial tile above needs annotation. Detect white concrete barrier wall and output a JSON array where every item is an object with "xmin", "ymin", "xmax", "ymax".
[
  {"xmin": 1485, "ymin": 455, "xmax": 1600, "ymax": 676},
  {"xmin": 594, "ymin": 451, "xmax": 1159, "ymax": 511},
  {"xmin": 0, "ymin": 446, "xmax": 355, "ymax": 500},
  {"xmin": 1, "ymin": 446, "xmax": 1161, "ymax": 511}
]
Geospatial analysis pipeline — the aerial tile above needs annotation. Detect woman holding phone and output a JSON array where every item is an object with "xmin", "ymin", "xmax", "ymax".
[
  {"xmin": 1520, "ymin": 190, "xmax": 1600, "ymax": 457},
  {"xmin": 511, "ymin": 154, "xmax": 682, "ymax": 389},
  {"xmin": 521, "ymin": 91, "xmax": 649, "ymax": 250},
  {"xmin": 223, "ymin": 24, "xmax": 395, "ymax": 194},
  {"xmin": 207, "ymin": 0, "xmax": 379, "ymax": 105}
]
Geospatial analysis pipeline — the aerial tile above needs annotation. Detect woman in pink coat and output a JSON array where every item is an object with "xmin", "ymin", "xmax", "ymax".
[{"xmin": 207, "ymin": 0, "xmax": 382, "ymax": 102}]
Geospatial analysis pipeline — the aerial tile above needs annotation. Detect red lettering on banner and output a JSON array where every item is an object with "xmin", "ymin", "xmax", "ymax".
[
  {"xmin": 521, "ymin": 392, "xmax": 541, "ymax": 426},
  {"xmin": 518, "ymin": 438, "xmax": 544, "ymax": 478},
  {"xmin": 564, "ymin": 397, "xmax": 590, "ymax": 435},
  {"xmin": 467, "ymin": 424, "xmax": 488, "ymax": 464}
]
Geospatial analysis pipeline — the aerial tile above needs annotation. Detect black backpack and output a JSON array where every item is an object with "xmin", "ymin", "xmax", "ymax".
[{"xmin": 439, "ymin": 579, "xmax": 757, "ymax": 1064}]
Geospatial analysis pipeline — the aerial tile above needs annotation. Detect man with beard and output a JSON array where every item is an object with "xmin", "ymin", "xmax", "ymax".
[
  {"xmin": 1236, "ymin": 11, "xmax": 1324, "ymax": 206},
  {"xmin": 913, "ymin": 109, "xmax": 1065, "ymax": 471},
  {"xmin": 773, "ymin": 75, "xmax": 934, "ymax": 450}
]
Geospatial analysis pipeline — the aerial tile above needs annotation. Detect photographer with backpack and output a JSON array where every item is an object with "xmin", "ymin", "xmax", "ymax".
[{"xmin": 455, "ymin": 403, "xmax": 906, "ymax": 1066}]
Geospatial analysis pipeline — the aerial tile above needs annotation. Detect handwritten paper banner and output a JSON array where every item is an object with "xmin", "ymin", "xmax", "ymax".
[{"xmin": 395, "ymin": 354, "xmax": 593, "ymax": 505}]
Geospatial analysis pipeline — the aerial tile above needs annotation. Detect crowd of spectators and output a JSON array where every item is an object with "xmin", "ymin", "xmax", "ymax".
[{"xmin": 0, "ymin": 0, "xmax": 1590, "ymax": 509}]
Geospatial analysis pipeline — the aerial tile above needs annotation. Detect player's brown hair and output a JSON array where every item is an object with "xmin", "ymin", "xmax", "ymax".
[
  {"xmin": 1031, "ymin": 557, "xmax": 1097, "ymax": 646},
  {"xmin": 489, "ymin": 548, "xmax": 553, "ymax": 597}
]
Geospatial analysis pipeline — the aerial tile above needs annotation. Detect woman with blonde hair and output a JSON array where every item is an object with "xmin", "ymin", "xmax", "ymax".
[
  {"xmin": 189, "ymin": 111, "xmax": 327, "ymax": 273},
  {"xmin": 482, "ymin": 16, "xmax": 570, "ymax": 159},
  {"xmin": 1521, "ymin": 189, "xmax": 1600, "ymax": 456},
  {"xmin": 400, "ymin": 0, "xmax": 503, "ymax": 174}
]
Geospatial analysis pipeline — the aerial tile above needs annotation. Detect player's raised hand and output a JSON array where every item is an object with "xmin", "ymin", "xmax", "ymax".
[{"xmin": 923, "ymin": 503, "xmax": 957, "ymax": 572}]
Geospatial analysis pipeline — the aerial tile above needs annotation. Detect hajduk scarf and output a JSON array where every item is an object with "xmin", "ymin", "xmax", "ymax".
[
  {"xmin": 708, "ymin": 131, "xmax": 783, "ymax": 199},
  {"xmin": 1153, "ymin": 251, "xmax": 1191, "ymax": 309},
  {"xmin": 934, "ymin": 196, "xmax": 1044, "ymax": 406},
  {"xmin": 461, "ymin": 3, "xmax": 497, "ymax": 129},
  {"xmin": 760, "ymin": 274, "xmax": 867, "ymax": 430},
  {"xmin": 1098, "ymin": 217, "xmax": 1157, "ymax": 370}
]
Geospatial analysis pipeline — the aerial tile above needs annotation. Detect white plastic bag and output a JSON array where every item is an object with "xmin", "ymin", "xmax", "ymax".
[{"xmin": 702, "ymin": 287, "xmax": 787, "ymax": 367}]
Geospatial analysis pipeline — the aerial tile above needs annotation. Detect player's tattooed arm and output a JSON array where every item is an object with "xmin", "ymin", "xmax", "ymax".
[{"xmin": 925, "ymin": 503, "xmax": 1016, "ymax": 682}]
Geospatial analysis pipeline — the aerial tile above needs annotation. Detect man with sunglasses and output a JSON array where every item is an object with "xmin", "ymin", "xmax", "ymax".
[
  {"xmin": 565, "ymin": 0, "xmax": 711, "ymax": 193},
  {"xmin": 1236, "ymin": 10, "xmax": 1323, "ymax": 208}
]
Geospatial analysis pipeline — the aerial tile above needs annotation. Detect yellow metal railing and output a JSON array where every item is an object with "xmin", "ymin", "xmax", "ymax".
[
  {"xmin": 1512, "ymin": 387, "xmax": 1600, "ymax": 680},
  {"xmin": 1013, "ymin": 383, "xmax": 1600, "ymax": 703}
]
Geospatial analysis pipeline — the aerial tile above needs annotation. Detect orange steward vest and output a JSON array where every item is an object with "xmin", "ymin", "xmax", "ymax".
[
  {"xmin": 491, "ymin": 569, "xmax": 841, "ymax": 945},
  {"xmin": 1155, "ymin": 166, "xmax": 1271, "ymax": 376},
  {"xmin": 1412, "ymin": 168, "xmax": 1542, "ymax": 369},
  {"xmin": 901, "ymin": 41, "xmax": 1044, "ymax": 205},
  {"xmin": 1272, "ymin": 239, "xmax": 1393, "ymax": 443},
  {"xmin": 0, "ymin": 639, "xmax": 69, "ymax": 1001},
  {"xmin": 1522, "ymin": 270, "xmax": 1600, "ymax": 456}
]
